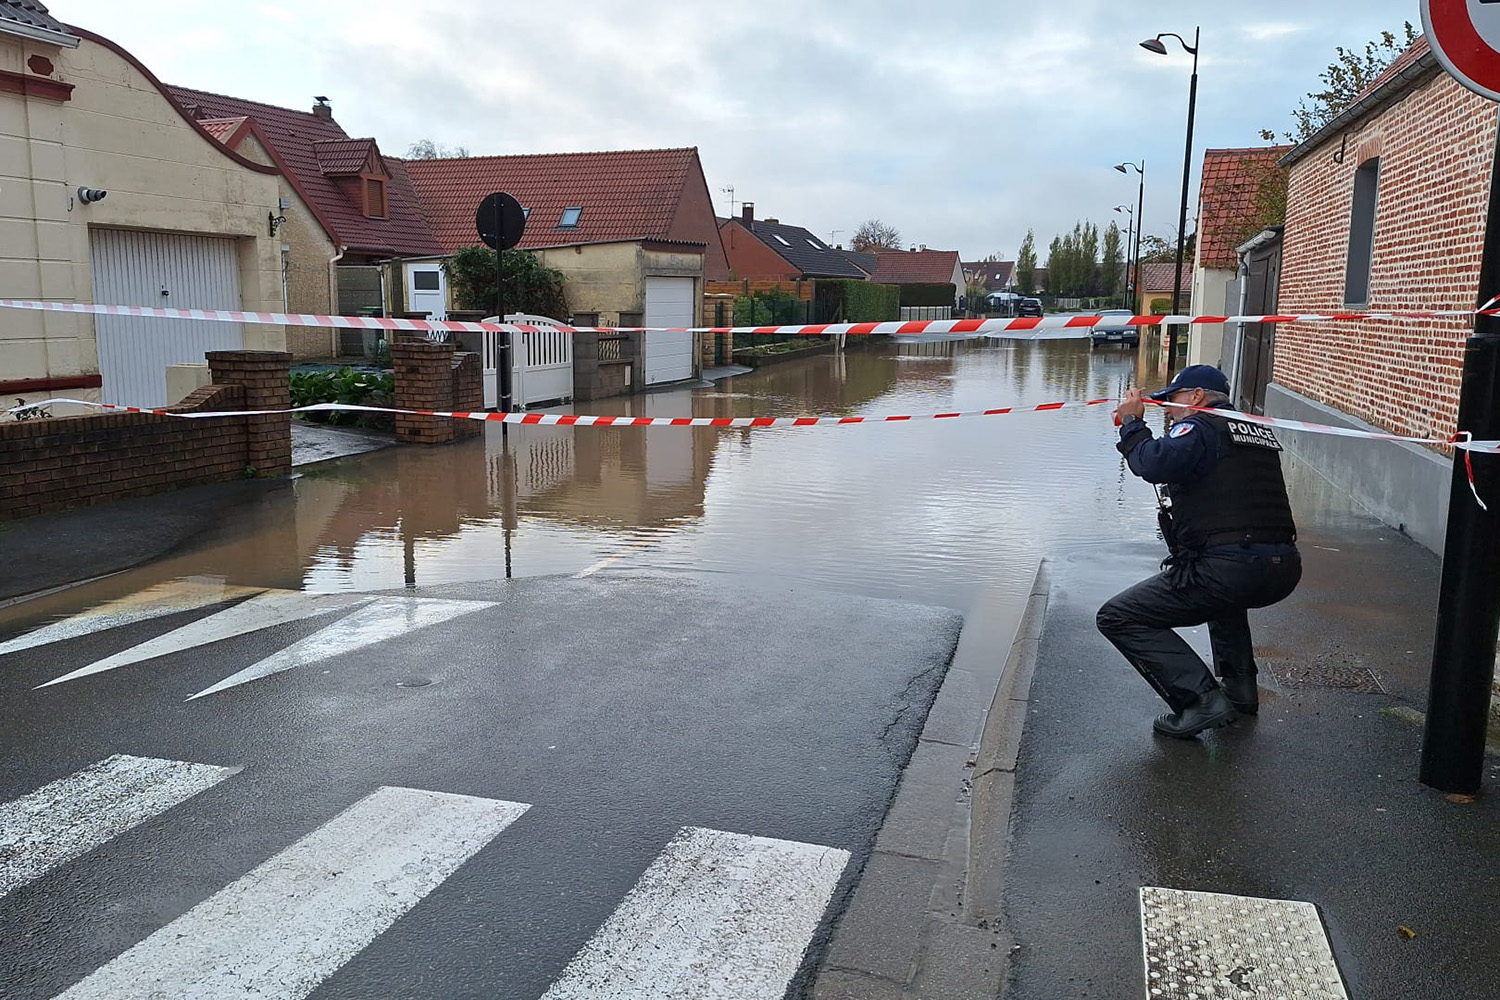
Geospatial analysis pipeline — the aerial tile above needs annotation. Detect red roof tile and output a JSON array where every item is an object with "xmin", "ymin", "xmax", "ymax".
[
  {"xmin": 1364, "ymin": 34, "xmax": 1430, "ymax": 96},
  {"xmin": 1196, "ymin": 146, "xmax": 1292, "ymax": 270},
  {"xmin": 1139, "ymin": 261, "xmax": 1190, "ymax": 295},
  {"xmin": 166, "ymin": 85, "xmax": 441, "ymax": 258},
  {"xmin": 198, "ymin": 116, "xmax": 247, "ymax": 142},
  {"xmin": 869, "ymin": 250, "xmax": 961, "ymax": 285},
  {"xmin": 404, "ymin": 148, "xmax": 703, "ymax": 255},
  {"xmin": 314, "ymin": 137, "xmax": 377, "ymax": 175}
]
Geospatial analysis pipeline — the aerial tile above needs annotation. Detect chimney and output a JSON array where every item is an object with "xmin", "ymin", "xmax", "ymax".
[
  {"xmin": 765, "ymin": 218, "xmax": 779, "ymax": 225},
  {"xmin": 312, "ymin": 96, "xmax": 332, "ymax": 119},
  {"xmin": 741, "ymin": 202, "xmax": 754, "ymax": 224}
]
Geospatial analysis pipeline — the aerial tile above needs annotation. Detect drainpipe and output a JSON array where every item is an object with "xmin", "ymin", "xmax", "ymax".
[{"xmin": 328, "ymin": 246, "xmax": 345, "ymax": 357}]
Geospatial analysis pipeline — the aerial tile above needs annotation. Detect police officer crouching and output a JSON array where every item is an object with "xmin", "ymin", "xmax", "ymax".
[{"xmin": 1098, "ymin": 365, "xmax": 1302, "ymax": 738}]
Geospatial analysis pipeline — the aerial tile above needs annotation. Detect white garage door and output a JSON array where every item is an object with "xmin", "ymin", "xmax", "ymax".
[
  {"xmin": 90, "ymin": 229, "xmax": 245, "ymax": 406},
  {"xmin": 644, "ymin": 277, "xmax": 696, "ymax": 385}
]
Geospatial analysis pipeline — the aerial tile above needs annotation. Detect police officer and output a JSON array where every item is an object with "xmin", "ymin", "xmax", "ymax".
[{"xmin": 1099, "ymin": 365, "xmax": 1302, "ymax": 738}]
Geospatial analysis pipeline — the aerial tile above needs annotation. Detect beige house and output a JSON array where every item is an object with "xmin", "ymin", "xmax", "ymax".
[{"xmin": 0, "ymin": 2, "xmax": 287, "ymax": 409}]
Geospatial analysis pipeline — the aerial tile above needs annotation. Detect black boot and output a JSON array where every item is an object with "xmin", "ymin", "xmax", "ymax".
[
  {"xmin": 1153, "ymin": 689, "xmax": 1238, "ymax": 739},
  {"xmin": 1221, "ymin": 676, "xmax": 1258, "ymax": 716}
]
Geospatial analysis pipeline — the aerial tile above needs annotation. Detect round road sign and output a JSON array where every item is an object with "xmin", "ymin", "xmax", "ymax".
[
  {"xmin": 1423, "ymin": 0, "xmax": 1500, "ymax": 102},
  {"xmin": 476, "ymin": 192, "xmax": 526, "ymax": 250}
]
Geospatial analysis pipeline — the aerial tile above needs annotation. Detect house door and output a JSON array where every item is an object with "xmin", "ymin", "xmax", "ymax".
[
  {"xmin": 644, "ymin": 277, "xmax": 696, "ymax": 384},
  {"xmin": 1236, "ymin": 241, "xmax": 1282, "ymax": 415},
  {"xmin": 89, "ymin": 229, "xmax": 244, "ymax": 406},
  {"xmin": 406, "ymin": 263, "xmax": 447, "ymax": 320}
]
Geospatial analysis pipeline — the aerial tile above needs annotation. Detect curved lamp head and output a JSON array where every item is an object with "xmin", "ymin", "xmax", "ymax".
[
  {"xmin": 1114, "ymin": 205, "xmax": 1130, "ymax": 213},
  {"xmin": 1140, "ymin": 37, "xmax": 1169, "ymax": 55},
  {"xmin": 1115, "ymin": 164, "xmax": 1128, "ymax": 174}
]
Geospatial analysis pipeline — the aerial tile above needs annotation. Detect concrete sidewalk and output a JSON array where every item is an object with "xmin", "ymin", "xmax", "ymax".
[{"xmin": 994, "ymin": 527, "xmax": 1500, "ymax": 999}]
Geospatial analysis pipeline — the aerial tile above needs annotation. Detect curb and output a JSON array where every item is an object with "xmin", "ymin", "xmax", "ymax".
[{"xmin": 811, "ymin": 560, "xmax": 1052, "ymax": 999}]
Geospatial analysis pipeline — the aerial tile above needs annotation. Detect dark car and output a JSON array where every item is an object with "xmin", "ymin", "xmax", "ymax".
[
  {"xmin": 1090, "ymin": 309, "xmax": 1140, "ymax": 348},
  {"xmin": 1017, "ymin": 297, "xmax": 1044, "ymax": 318}
]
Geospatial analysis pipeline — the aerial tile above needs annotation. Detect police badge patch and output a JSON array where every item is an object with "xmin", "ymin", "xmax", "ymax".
[
  {"xmin": 1169, "ymin": 423, "xmax": 1194, "ymax": 438},
  {"xmin": 1226, "ymin": 419, "xmax": 1283, "ymax": 451}
]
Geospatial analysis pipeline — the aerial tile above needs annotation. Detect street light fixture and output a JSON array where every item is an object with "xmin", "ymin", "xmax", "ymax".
[
  {"xmin": 1116, "ymin": 161, "xmax": 1145, "ymax": 315},
  {"xmin": 1114, "ymin": 204, "xmax": 1134, "ymax": 311},
  {"xmin": 1141, "ymin": 27, "xmax": 1200, "ymax": 364}
]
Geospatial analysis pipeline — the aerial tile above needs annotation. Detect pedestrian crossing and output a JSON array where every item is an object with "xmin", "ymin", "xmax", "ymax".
[{"xmin": 0, "ymin": 755, "xmax": 851, "ymax": 999}]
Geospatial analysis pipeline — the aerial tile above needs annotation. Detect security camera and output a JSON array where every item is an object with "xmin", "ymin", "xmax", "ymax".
[{"xmin": 77, "ymin": 187, "xmax": 107, "ymax": 204}]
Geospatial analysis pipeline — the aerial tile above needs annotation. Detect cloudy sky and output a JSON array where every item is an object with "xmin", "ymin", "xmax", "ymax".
[{"xmin": 55, "ymin": 0, "xmax": 1423, "ymax": 260}]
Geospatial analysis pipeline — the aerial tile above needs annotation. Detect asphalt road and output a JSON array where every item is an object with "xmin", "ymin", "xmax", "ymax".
[{"xmin": 0, "ymin": 572, "xmax": 961, "ymax": 999}]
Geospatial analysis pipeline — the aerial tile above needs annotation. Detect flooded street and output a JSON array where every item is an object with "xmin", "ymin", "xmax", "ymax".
[{"xmin": 5, "ymin": 332, "xmax": 1372, "ymax": 631}]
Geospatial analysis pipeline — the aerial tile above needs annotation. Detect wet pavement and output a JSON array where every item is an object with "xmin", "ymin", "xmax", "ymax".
[{"xmin": 1, "ymin": 331, "xmax": 1437, "ymax": 998}]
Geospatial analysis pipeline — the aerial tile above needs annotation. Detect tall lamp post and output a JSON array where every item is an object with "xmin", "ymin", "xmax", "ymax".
[
  {"xmin": 1114, "ymin": 205, "xmax": 1134, "ymax": 310},
  {"xmin": 1115, "ymin": 161, "xmax": 1145, "ymax": 314},
  {"xmin": 1141, "ymin": 27, "xmax": 1199, "ymax": 365}
]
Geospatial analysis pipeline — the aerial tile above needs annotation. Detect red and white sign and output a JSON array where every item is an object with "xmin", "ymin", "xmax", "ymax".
[{"xmin": 1423, "ymin": 0, "xmax": 1500, "ymax": 102}]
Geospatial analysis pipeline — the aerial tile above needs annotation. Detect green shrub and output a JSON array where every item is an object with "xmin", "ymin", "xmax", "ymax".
[
  {"xmin": 816, "ymin": 280, "xmax": 899, "ymax": 322},
  {"xmin": 290, "ymin": 368, "xmax": 396, "ymax": 431},
  {"xmin": 443, "ymin": 245, "xmax": 569, "ymax": 318}
]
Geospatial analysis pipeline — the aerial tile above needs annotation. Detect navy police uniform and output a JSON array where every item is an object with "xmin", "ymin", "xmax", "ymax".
[{"xmin": 1097, "ymin": 366, "xmax": 1301, "ymax": 732}]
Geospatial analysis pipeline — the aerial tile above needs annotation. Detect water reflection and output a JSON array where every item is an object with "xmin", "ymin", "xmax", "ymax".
[{"xmin": 0, "ymin": 335, "xmax": 1370, "ymax": 635}]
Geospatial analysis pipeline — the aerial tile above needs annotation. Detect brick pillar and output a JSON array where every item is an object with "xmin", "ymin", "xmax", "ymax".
[
  {"xmin": 205, "ymin": 350, "xmax": 292, "ymax": 477},
  {"xmin": 391, "ymin": 341, "xmax": 457, "ymax": 444},
  {"xmin": 451, "ymin": 351, "xmax": 482, "ymax": 439}
]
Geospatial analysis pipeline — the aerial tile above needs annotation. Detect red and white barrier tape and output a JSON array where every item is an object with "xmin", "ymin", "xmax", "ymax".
[{"xmin": 0, "ymin": 298, "xmax": 1487, "ymax": 339}]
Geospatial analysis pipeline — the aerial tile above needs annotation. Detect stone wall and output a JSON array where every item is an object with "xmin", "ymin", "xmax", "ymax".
[{"xmin": 390, "ymin": 340, "xmax": 482, "ymax": 444}]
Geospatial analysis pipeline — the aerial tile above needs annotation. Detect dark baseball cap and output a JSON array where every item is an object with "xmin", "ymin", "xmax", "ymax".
[{"xmin": 1149, "ymin": 364, "xmax": 1230, "ymax": 401}]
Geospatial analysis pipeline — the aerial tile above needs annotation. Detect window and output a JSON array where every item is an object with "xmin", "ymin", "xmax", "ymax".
[
  {"xmin": 558, "ymin": 206, "xmax": 582, "ymax": 228},
  {"xmin": 773, "ymin": 234, "xmax": 791, "ymax": 246},
  {"xmin": 363, "ymin": 177, "xmax": 387, "ymax": 219},
  {"xmin": 413, "ymin": 270, "xmax": 440, "ymax": 291},
  {"xmin": 1344, "ymin": 157, "xmax": 1380, "ymax": 306}
]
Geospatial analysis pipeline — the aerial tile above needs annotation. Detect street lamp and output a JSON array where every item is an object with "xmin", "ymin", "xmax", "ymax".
[
  {"xmin": 1115, "ymin": 161, "xmax": 1145, "ymax": 314},
  {"xmin": 1141, "ymin": 27, "xmax": 1199, "ymax": 364},
  {"xmin": 1114, "ymin": 204, "xmax": 1134, "ymax": 311}
]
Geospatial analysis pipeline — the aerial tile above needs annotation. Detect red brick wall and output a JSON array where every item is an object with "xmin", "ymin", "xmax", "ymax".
[
  {"xmin": 670, "ymin": 157, "xmax": 731, "ymax": 280},
  {"xmin": 718, "ymin": 220, "xmax": 799, "ymax": 282},
  {"xmin": 1277, "ymin": 71, "xmax": 1494, "ymax": 441},
  {"xmin": 391, "ymin": 341, "xmax": 482, "ymax": 443},
  {"xmin": 0, "ymin": 351, "xmax": 293, "ymax": 520}
]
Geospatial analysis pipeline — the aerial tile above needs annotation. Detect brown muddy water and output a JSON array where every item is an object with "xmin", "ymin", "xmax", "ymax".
[{"xmin": 3, "ymin": 334, "xmax": 1378, "ymax": 629}]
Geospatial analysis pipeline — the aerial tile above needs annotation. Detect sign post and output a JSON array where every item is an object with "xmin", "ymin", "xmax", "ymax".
[
  {"xmin": 475, "ymin": 192, "xmax": 527, "ymax": 420},
  {"xmin": 1419, "ymin": 0, "xmax": 1500, "ymax": 793}
]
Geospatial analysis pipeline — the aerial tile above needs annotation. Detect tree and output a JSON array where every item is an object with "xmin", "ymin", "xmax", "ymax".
[
  {"xmin": 1101, "ymin": 223, "xmax": 1123, "ymax": 299},
  {"xmin": 1263, "ymin": 23, "xmax": 1417, "ymax": 143},
  {"xmin": 1044, "ymin": 236, "xmax": 1062, "ymax": 293},
  {"xmin": 407, "ymin": 139, "xmax": 472, "ymax": 159},
  {"xmin": 851, "ymin": 219, "xmax": 903, "ymax": 253},
  {"xmin": 1137, "ymin": 235, "xmax": 1176, "ymax": 263},
  {"xmin": 1015, "ymin": 230, "xmax": 1037, "ymax": 294},
  {"xmin": 443, "ymin": 246, "xmax": 568, "ymax": 318}
]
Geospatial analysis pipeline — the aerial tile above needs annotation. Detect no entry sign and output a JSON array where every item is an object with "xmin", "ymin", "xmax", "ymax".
[{"xmin": 1423, "ymin": 0, "xmax": 1500, "ymax": 101}]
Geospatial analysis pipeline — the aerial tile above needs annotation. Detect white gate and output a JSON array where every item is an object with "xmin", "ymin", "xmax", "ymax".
[
  {"xmin": 89, "ymin": 229, "xmax": 244, "ymax": 405},
  {"xmin": 480, "ymin": 313, "xmax": 574, "ymax": 408}
]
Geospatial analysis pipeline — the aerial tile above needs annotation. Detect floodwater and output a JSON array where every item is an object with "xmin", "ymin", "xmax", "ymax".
[{"xmin": 4, "ymin": 331, "xmax": 1378, "ymax": 628}]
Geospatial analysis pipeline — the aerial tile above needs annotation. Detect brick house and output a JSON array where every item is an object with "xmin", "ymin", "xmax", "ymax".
[
  {"xmin": 403, "ymin": 147, "xmax": 728, "ymax": 386},
  {"xmin": 1134, "ymin": 261, "xmax": 1191, "ymax": 315},
  {"xmin": 1268, "ymin": 35, "xmax": 1492, "ymax": 552},
  {"xmin": 166, "ymin": 86, "xmax": 443, "ymax": 359},
  {"xmin": 718, "ymin": 204, "xmax": 871, "ymax": 285},
  {"xmin": 0, "ymin": 1, "xmax": 288, "ymax": 409},
  {"xmin": 869, "ymin": 250, "xmax": 965, "ymax": 317},
  {"xmin": 1186, "ymin": 145, "xmax": 1292, "ymax": 367}
]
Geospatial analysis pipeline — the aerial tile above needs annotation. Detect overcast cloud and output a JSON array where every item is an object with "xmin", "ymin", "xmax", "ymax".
[{"xmin": 56, "ymin": 0, "xmax": 1421, "ymax": 259}]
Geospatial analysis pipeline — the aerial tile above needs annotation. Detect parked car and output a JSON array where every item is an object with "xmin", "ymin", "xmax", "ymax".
[
  {"xmin": 1017, "ymin": 297, "xmax": 1044, "ymax": 318},
  {"xmin": 1090, "ymin": 309, "xmax": 1140, "ymax": 348}
]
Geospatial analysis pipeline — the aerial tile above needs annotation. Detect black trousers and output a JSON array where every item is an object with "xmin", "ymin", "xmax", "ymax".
[{"xmin": 1096, "ymin": 550, "xmax": 1303, "ymax": 712}]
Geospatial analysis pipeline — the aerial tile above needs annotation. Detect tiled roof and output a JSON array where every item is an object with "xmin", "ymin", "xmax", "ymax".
[
  {"xmin": 0, "ymin": 0, "xmax": 75, "ymax": 41},
  {"xmin": 198, "ymin": 116, "xmax": 248, "ymax": 142},
  {"xmin": 1139, "ymin": 261, "xmax": 1190, "ymax": 294},
  {"xmin": 166, "ymin": 85, "xmax": 441, "ymax": 258},
  {"xmin": 748, "ymin": 220, "xmax": 868, "ymax": 278},
  {"xmin": 404, "ymin": 148, "xmax": 703, "ymax": 255},
  {"xmin": 1196, "ymin": 147, "xmax": 1292, "ymax": 270},
  {"xmin": 314, "ymin": 138, "xmax": 376, "ymax": 175},
  {"xmin": 869, "ymin": 250, "xmax": 961, "ymax": 285},
  {"xmin": 962, "ymin": 260, "xmax": 1015, "ymax": 290},
  {"xmin": 837, "ymin": 250, "xmax": 878, "ymax": 276}
]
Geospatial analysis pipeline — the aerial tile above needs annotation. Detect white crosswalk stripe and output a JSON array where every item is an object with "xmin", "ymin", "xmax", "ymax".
[
  {"xmin": 0, "ymin": 577, "xmax": 261, "ymax": 658},
  {"xmin": 541, "ymin": 826, "xmax": 850, "ymax": 1000},
  {"xmin": 51, "ymin": 785, "xmax": 530, "ymax": 1000},
  {"xmin": 0, "ymin": 754, "xmax": 237, "ymax": 899}
]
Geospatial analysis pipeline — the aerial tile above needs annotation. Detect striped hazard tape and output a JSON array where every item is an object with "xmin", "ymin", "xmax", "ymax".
[{"xmin": 0, "ymin": 297, "xmax": 1488, "ymax": 339}]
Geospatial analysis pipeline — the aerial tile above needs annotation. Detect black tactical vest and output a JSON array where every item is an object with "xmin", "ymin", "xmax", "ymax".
[{"xmin": 1166, "ymin": 411, "xmax": 1298, "ymax": 550}]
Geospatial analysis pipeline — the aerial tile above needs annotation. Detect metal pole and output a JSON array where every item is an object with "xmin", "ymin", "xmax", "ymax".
[
  {"xmin": 1134, "ymin": 163, "xmax": 1145, "ymax": 314},
  {"xmin": 1169, "ymin": 29, "xmax": 1199, "ymax": 366},
  {"xmin": 1419, "ymin": 119, "xmax": 1500, "ymax": 794},
  {"xmin": 1123, "ymin": 216, "xmax": 1134, "ymax": 309},
  {"xmin": 496, "ymin": 248, "xmax": 512, "ymax": 440}
]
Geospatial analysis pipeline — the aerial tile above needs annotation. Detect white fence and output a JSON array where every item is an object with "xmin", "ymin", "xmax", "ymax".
[
  {"xmin": 899, "ymin": 306, "xmax": 953, "ymax": 322},
  {"xmin": 479, "ymin": 313, "xmax": 574, "ymax": 409}
]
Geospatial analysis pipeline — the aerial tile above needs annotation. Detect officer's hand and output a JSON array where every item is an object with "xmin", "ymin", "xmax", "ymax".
[{"xmin": 1115, "ymin": 389, "xmax": 1146, "ymax": 424}]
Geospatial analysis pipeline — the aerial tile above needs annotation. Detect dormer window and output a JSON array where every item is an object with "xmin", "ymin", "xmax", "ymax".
[
  {"xmin": 364, "ymin": 177, "xmax": 387, "ymax": 219},
  {"xmin": 558, "ymin": 206, "xmax": 582, "ymax": 228}
]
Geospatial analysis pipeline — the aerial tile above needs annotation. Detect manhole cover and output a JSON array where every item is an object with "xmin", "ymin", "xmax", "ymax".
[{"xmin": 1268, "ymin": 650, "xmax": 1385, "ymax": 693}]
